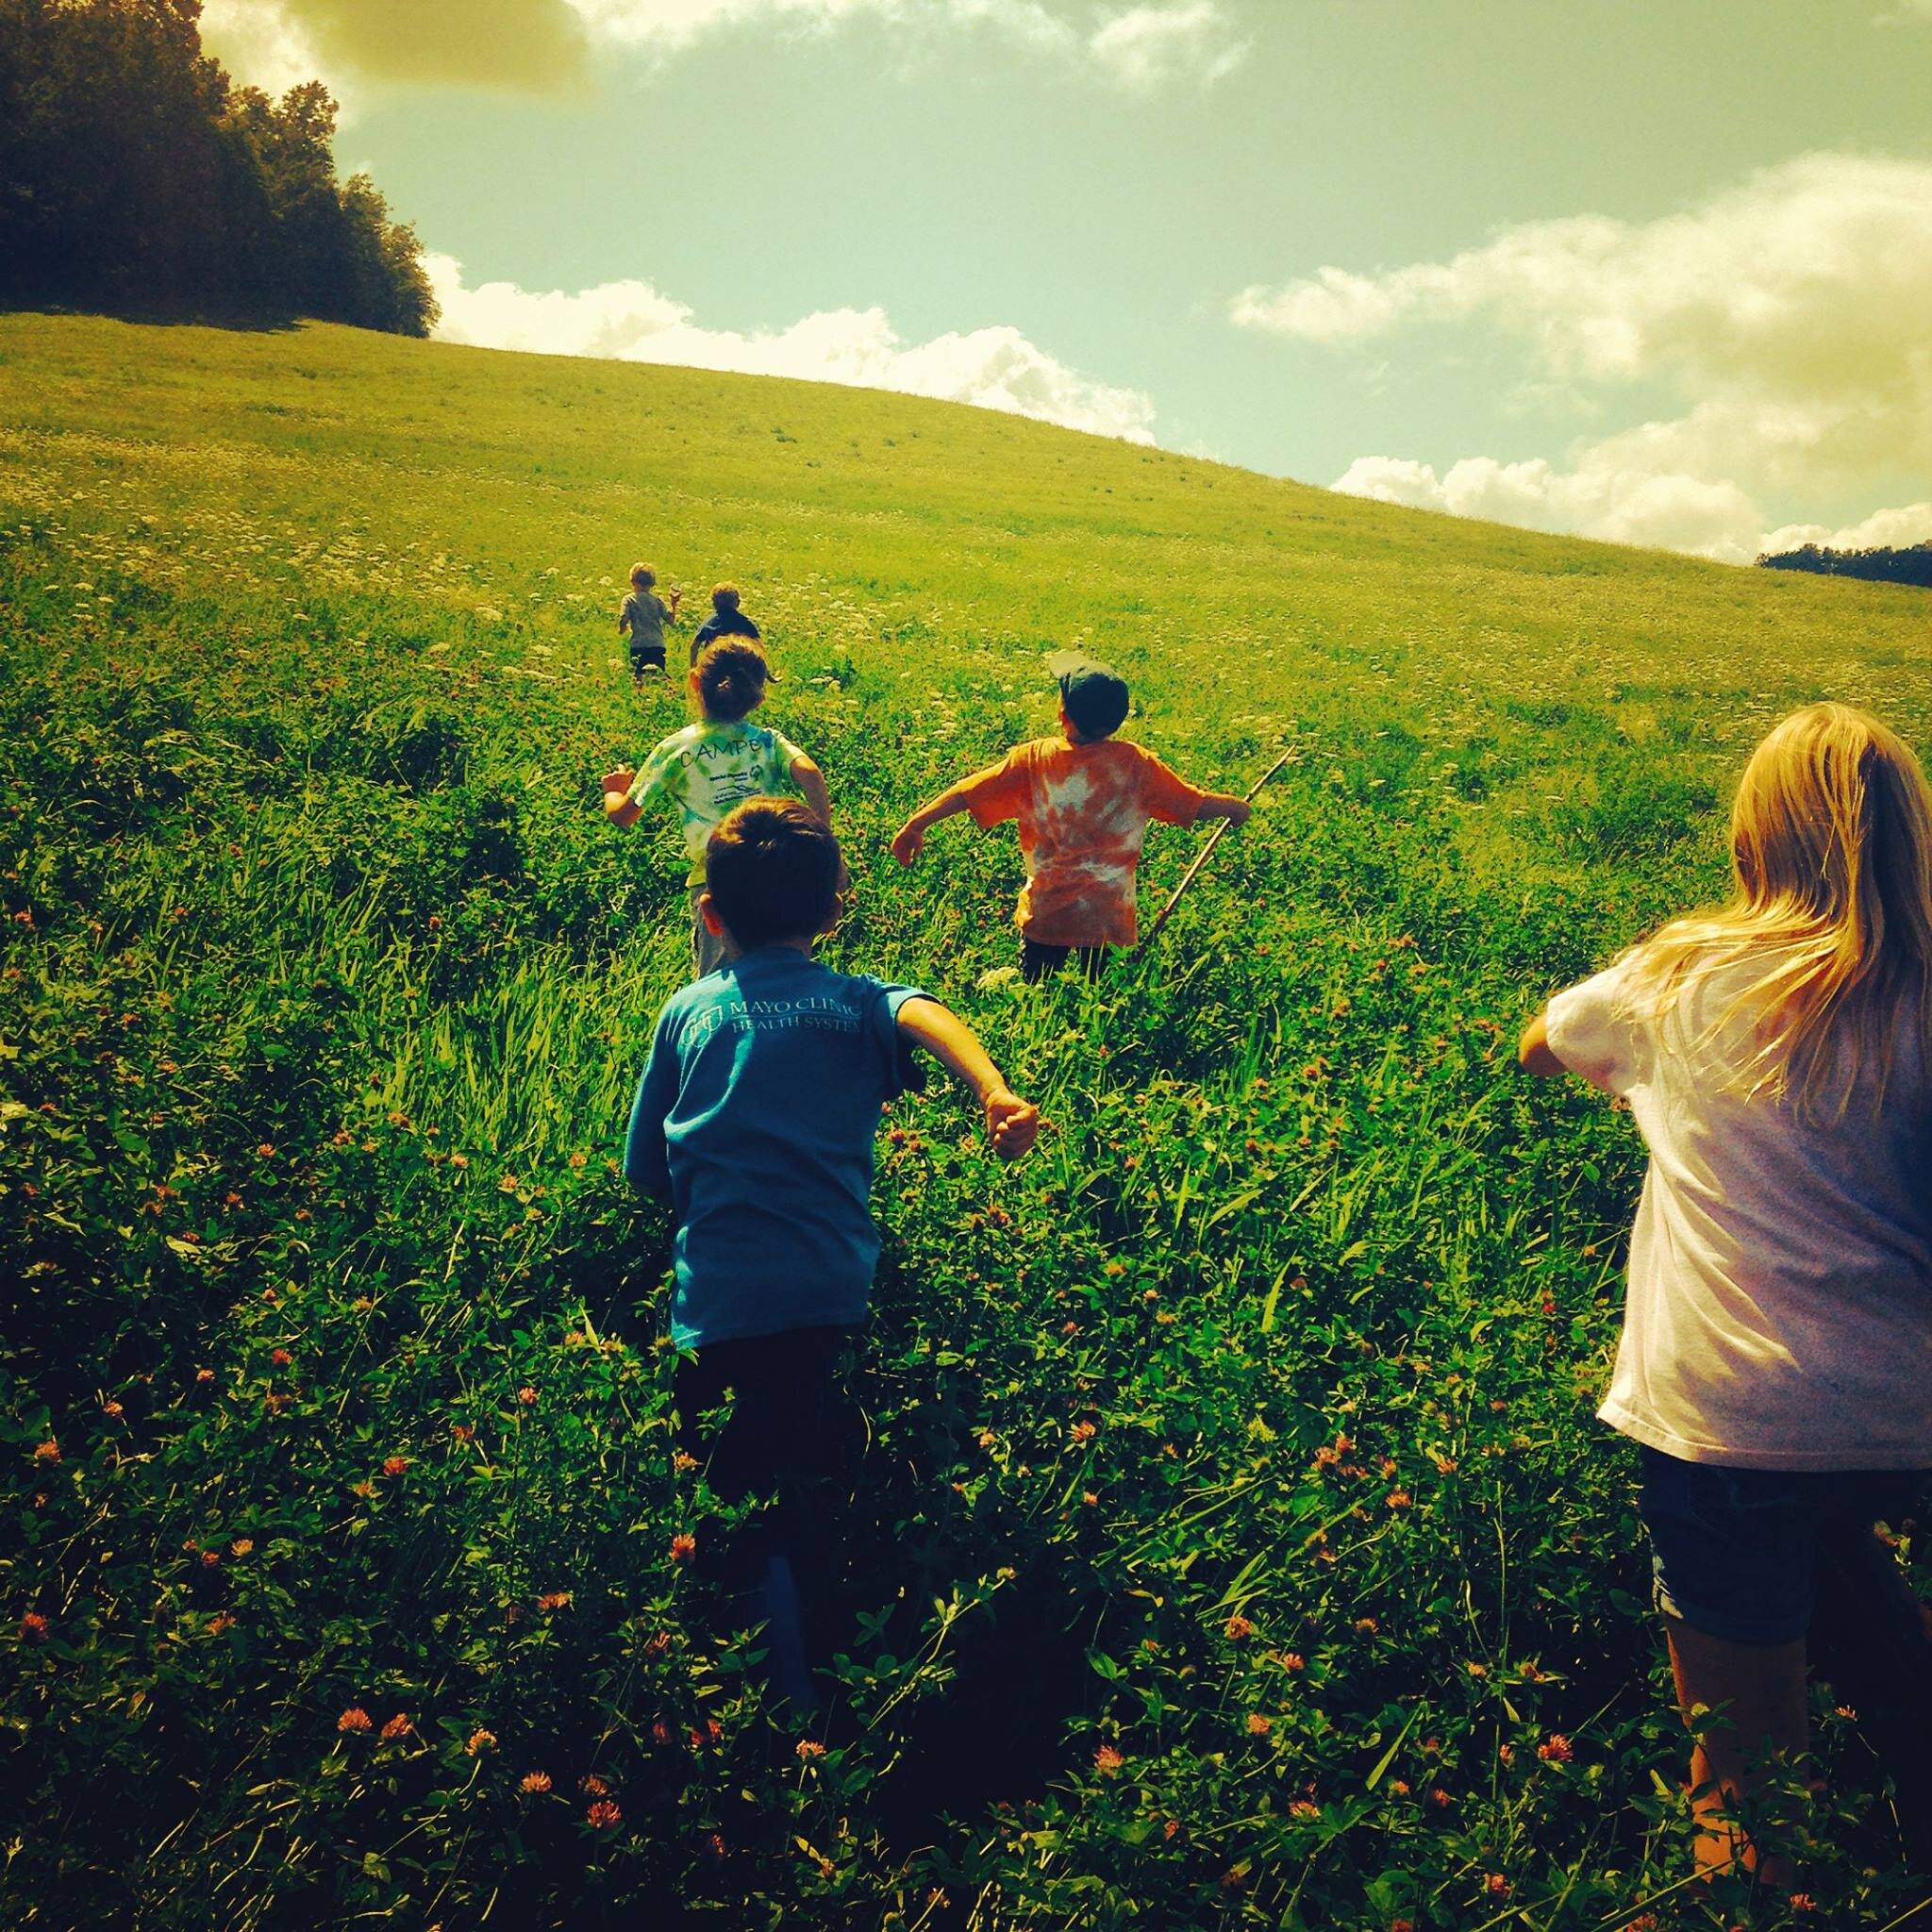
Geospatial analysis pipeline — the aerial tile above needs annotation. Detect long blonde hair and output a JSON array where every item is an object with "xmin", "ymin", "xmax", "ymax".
[{"xmin": 1627, "ymin": 702, "xmax": 1932, "ymax": 1109}]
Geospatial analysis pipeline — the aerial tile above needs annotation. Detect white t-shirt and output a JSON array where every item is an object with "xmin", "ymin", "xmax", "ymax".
[{"xmin": 1546, "ymin": 950, "xmax": 1932, "ymax": 1471}]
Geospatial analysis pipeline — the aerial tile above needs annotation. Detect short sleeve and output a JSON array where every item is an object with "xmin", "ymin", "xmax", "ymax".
[
  {"xmin": 1545, "ymin": 955, "xmax": 1647, "ymax": 1095},
  {"xmin": 766, "ymin": 729, "xmax": 808, "ymax": 789},
  {"xmin": 958, "ymin": 751, "xmax": 1030, "ymax": 829},
  {"xmin": 1137, "ymin": 749, "xmax": 1209, "ymax": 827},
  {"xmin": 870, "ymin": 983, "xmax": 933, "ymax": 1099},
  {"xmin": 627, "ymin": 733, "xmax": 685, "ymax": 811}
]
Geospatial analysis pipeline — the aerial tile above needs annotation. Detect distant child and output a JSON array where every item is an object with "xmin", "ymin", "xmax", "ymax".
[
  {"xmin": 688, "ymin": 582, "xmax": 761, "ymax": 664},
  {"xmin": 891, "ymin": 650, "xmax": 1252, "ymax": 981},
  {"xmin": 619, "ymin": 563, "xmax": 681, "ymax": 685},
  {"xmin": 1520, "ymin": 702, "xmax": 1932, "ymax": 1882},
  {"xmin": 625, "ymin": 797, "xmax": 1040, "ymax": 1701},
  {"xmin": 603, "ymin": 640, "xmax": 830, "ymax": 976}
]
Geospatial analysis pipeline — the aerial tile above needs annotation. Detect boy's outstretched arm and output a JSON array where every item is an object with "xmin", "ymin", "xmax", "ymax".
[
  {"xmin": 895, "ymin": 998, "xmax": 1040, "ymax": 1159},
  {"xmin": 1195, "ymin": 791, "xmax": 1253, "ymax": 827},
  {"xmin": 790, "ymin": 753, "xmax": 832, "ymax": 825},
  {"xmin": 891, "ymin": 783, "xmax": 974, "ymax": 864},
  {"xmin": 1517, "ymin": 1009, "xmax": 1568, "ymax": 1078}
]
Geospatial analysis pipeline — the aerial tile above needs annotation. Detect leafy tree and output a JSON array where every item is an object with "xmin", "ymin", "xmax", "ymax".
[{"xmin": 0, "ymin": 0, "xmax": 438, "ymax": 334}]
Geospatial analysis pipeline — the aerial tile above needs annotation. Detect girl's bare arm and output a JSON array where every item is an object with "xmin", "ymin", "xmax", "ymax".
[
  {"xmin": 791, "ymin": 754, "xmax": 832, "ymax": 824},
  {"xmin": 1517, "ymin": 1010, "xmax": 1567, "ymax": 1077}
]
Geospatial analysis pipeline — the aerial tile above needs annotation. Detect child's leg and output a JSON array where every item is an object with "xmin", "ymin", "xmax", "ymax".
[
  {"xmin": 687, "ymin": 885, "xmax": 729, "ymax": 977},
  {"xmin": 1022, "ymin": 939, "xmax": 1069, "ymax": 984},
  {"xmin": 674, "ymin": 1327, "xmax": 846, "ymax": 1706},
  {"xmin": 1808, "ymin": 1478, "xmax": 1932, "ymax": 1862},
  {"xmin": 1075, "ymin": 945, "xmax": 1108, "ymax": 982},
  {"xmin": 1639, "ymin": 1449, "xmax": 1820, "ymax": 1877},
  {"xmin": 1663, "ymin": 1618, "xmax": 1807, "ymax": 1880}
]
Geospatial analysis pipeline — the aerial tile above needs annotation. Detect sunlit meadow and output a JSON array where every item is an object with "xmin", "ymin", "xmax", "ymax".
[{"xmin": 2, "ymin": 314, "xmax": 1929, "ymax": 1930}]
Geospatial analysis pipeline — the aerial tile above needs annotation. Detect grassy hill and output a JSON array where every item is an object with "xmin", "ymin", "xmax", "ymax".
[{"xmin": 2, "ymin": 313, "xmax": 1927, "ymax": 1930}]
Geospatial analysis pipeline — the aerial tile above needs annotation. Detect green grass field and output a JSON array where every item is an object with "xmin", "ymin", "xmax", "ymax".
[{"xmin": 3, "ymin": 312, "xmax": 1928, "ymax": 1930}]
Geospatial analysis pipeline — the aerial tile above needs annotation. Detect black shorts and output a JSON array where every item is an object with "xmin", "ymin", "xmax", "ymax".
[{"xmin": 629, "ymin": 641, "xmax": 666, "ymax": 673}]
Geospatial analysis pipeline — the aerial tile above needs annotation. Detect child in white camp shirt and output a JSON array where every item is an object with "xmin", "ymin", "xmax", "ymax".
[
  {"xmin": 1521, "ymin": 702, "xmax": 1932, "ymax": 1884},
  {"xmin": 603, "ymin": 640, "xmax": 830, "ymax": 977}
]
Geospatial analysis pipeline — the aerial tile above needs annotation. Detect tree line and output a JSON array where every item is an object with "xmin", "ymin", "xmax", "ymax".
[
  {"xmin": 1757, "ymin": 541, "xmax": 1932, "ymax": 591},
  {"xmin": 0, "ymin": 0, "xmax": 436, "ymax": 335}
]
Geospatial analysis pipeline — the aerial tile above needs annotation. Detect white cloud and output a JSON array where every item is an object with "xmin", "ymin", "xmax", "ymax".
[
  {"xmin": 204, "ymin": 0, "xmax": 1244, "ymax": 103},
  {"xmin": 1088, "ymin": 2, "xmax": 1250, "ymax": 92},
  {"xmin": 1759, "ymin": 502, "xmax": 1932, "ymax": 555},
  {"xmin": 1333, "ymin": 453, "xmax": 1766, "ymax": 562},
  {"xmin": 201, "ymin": 0, "xmax": 329, "ymax": 99},
  {"xmin": 426, "ymin": 253, "xmax": 1158, "ymax": 441},
  {"xmin": 1236, "ymin": 152, "xmax": 1932, "ymax": 560}
]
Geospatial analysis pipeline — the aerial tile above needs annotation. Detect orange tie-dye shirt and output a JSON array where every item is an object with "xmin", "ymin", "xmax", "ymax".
[{"xmin": 958, "ymin": 737, "xmax": 1208, "ymax": 947}]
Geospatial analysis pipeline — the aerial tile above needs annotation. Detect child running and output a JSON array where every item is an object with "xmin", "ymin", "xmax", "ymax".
[
  {"xmin": 688, "ymin": 582, "xmax": 761, "ymax": 664},
  {"xmin": 604, "ymin": 641, "xmax": 830, "ymax": 976},
  {"xmin": 619, "ymin": 563, "xmax": 681, "ymax": 685},
  {"xmin": 891, "ymin": 650, "xmax": 1252, "ymax": 981},
  {"xmin": 625, "ymin": 797, "xmax": 1040, "ymax": 1702},
  {"xmin": 1519, "ymin": 702, "xmax": 1932, "ymax": 1882}
]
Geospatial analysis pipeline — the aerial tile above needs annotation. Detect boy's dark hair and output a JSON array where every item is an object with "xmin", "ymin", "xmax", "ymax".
[
  {"xmin": 1051, "ymin": 653, "xmax": 1131, "ymax": 740},
  {"xmin": 711, "ymin": 582, "xmax": 741, "ymax": 610},
  {"xmin": 706, "ymin": 799, "xmax": 841, "ymax": 950},
  {"xmin": 691, "ymin": 639, "xmax": 771, "ymax": 721}
]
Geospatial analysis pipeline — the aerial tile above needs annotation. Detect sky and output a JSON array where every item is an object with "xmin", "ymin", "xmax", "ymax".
[{"xmin": 200, "ymin": 0, "xmax": 1932, "ymax": 563}]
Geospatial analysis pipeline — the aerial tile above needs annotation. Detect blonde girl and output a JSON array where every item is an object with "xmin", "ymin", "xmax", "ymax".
[
  {"xmin": 603, "ymin": 641, "xmax": 831, "ymax": 976},
  {"xmin": 1520, "ymin": 702, "xmax": 1932, "ymax": 1881}
]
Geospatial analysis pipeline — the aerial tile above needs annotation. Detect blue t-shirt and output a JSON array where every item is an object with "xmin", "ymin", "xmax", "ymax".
[
  {"xmin": 623, "ymin": 948, "xmax": 930, "ymax": 1347},
  {"xmin": 689, "ymin": 608, "xmax": 761, "ymax": 660}
]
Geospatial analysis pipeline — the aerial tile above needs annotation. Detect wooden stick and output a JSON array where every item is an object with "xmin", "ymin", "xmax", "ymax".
[{"xmin": 1141, "ymin": 747, "xmax": 1291, "ymax": 948}]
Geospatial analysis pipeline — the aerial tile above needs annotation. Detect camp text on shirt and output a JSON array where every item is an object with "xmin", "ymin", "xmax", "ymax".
[{"xmin": 625, "ymin": 719, "xmax": 805, "ymax": 879}]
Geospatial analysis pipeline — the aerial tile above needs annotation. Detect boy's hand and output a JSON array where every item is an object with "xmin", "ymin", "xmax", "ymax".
[
  {"xmin": 891, "ymin": 819, "xmax": 925, "ymax": 866},
  {"xmin": 984, "ymin": 1088, "xmax": 1040, "ymax": 1160}
]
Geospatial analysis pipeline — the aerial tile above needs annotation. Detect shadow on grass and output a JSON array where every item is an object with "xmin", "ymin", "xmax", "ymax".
[{"xmin": 5, "ymin": 300, "xmax": 302, "ymax": 334}]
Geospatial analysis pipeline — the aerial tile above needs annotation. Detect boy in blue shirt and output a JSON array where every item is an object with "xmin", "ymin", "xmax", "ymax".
[
  {"xmin": 686, "ymin": 581, "xmax": 761, "ymax": 665},
  {"xmin": 624, "ymin": 797, "xmax": 1039, "ymax": 1700}
]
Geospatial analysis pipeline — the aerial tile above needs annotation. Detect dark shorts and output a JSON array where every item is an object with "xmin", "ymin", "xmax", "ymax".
[
  {"xmin": 1021, "ymin": 939, "xmax": 1108, "ymax": 984},
  {"xmin": 1639, "ymin": 1445, "xmax": 1927, "ymax": 1646},
  {"xmin": 630, "ymin": 641, "xmax": 666, "ymax": 673},
  {"xmin": 673, "ymin": 1326, "xmax": 848, "ymax": 1575}
]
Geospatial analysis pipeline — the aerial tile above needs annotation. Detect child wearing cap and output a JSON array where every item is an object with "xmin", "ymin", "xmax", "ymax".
[
  {"xmin": 688, "ymin": 583, "xmax": 761, "ymax": 665},
  {"xmin": 604, "ymin": 640, "xmax": 831, "ymax": 976},
  {"xmin": 891, "ymin": 652, "xmax": 1252, "ymax": 981},
  {"xmin": 625, "ymin": 796, "xmax": 1041, "ymax": 1701}
]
